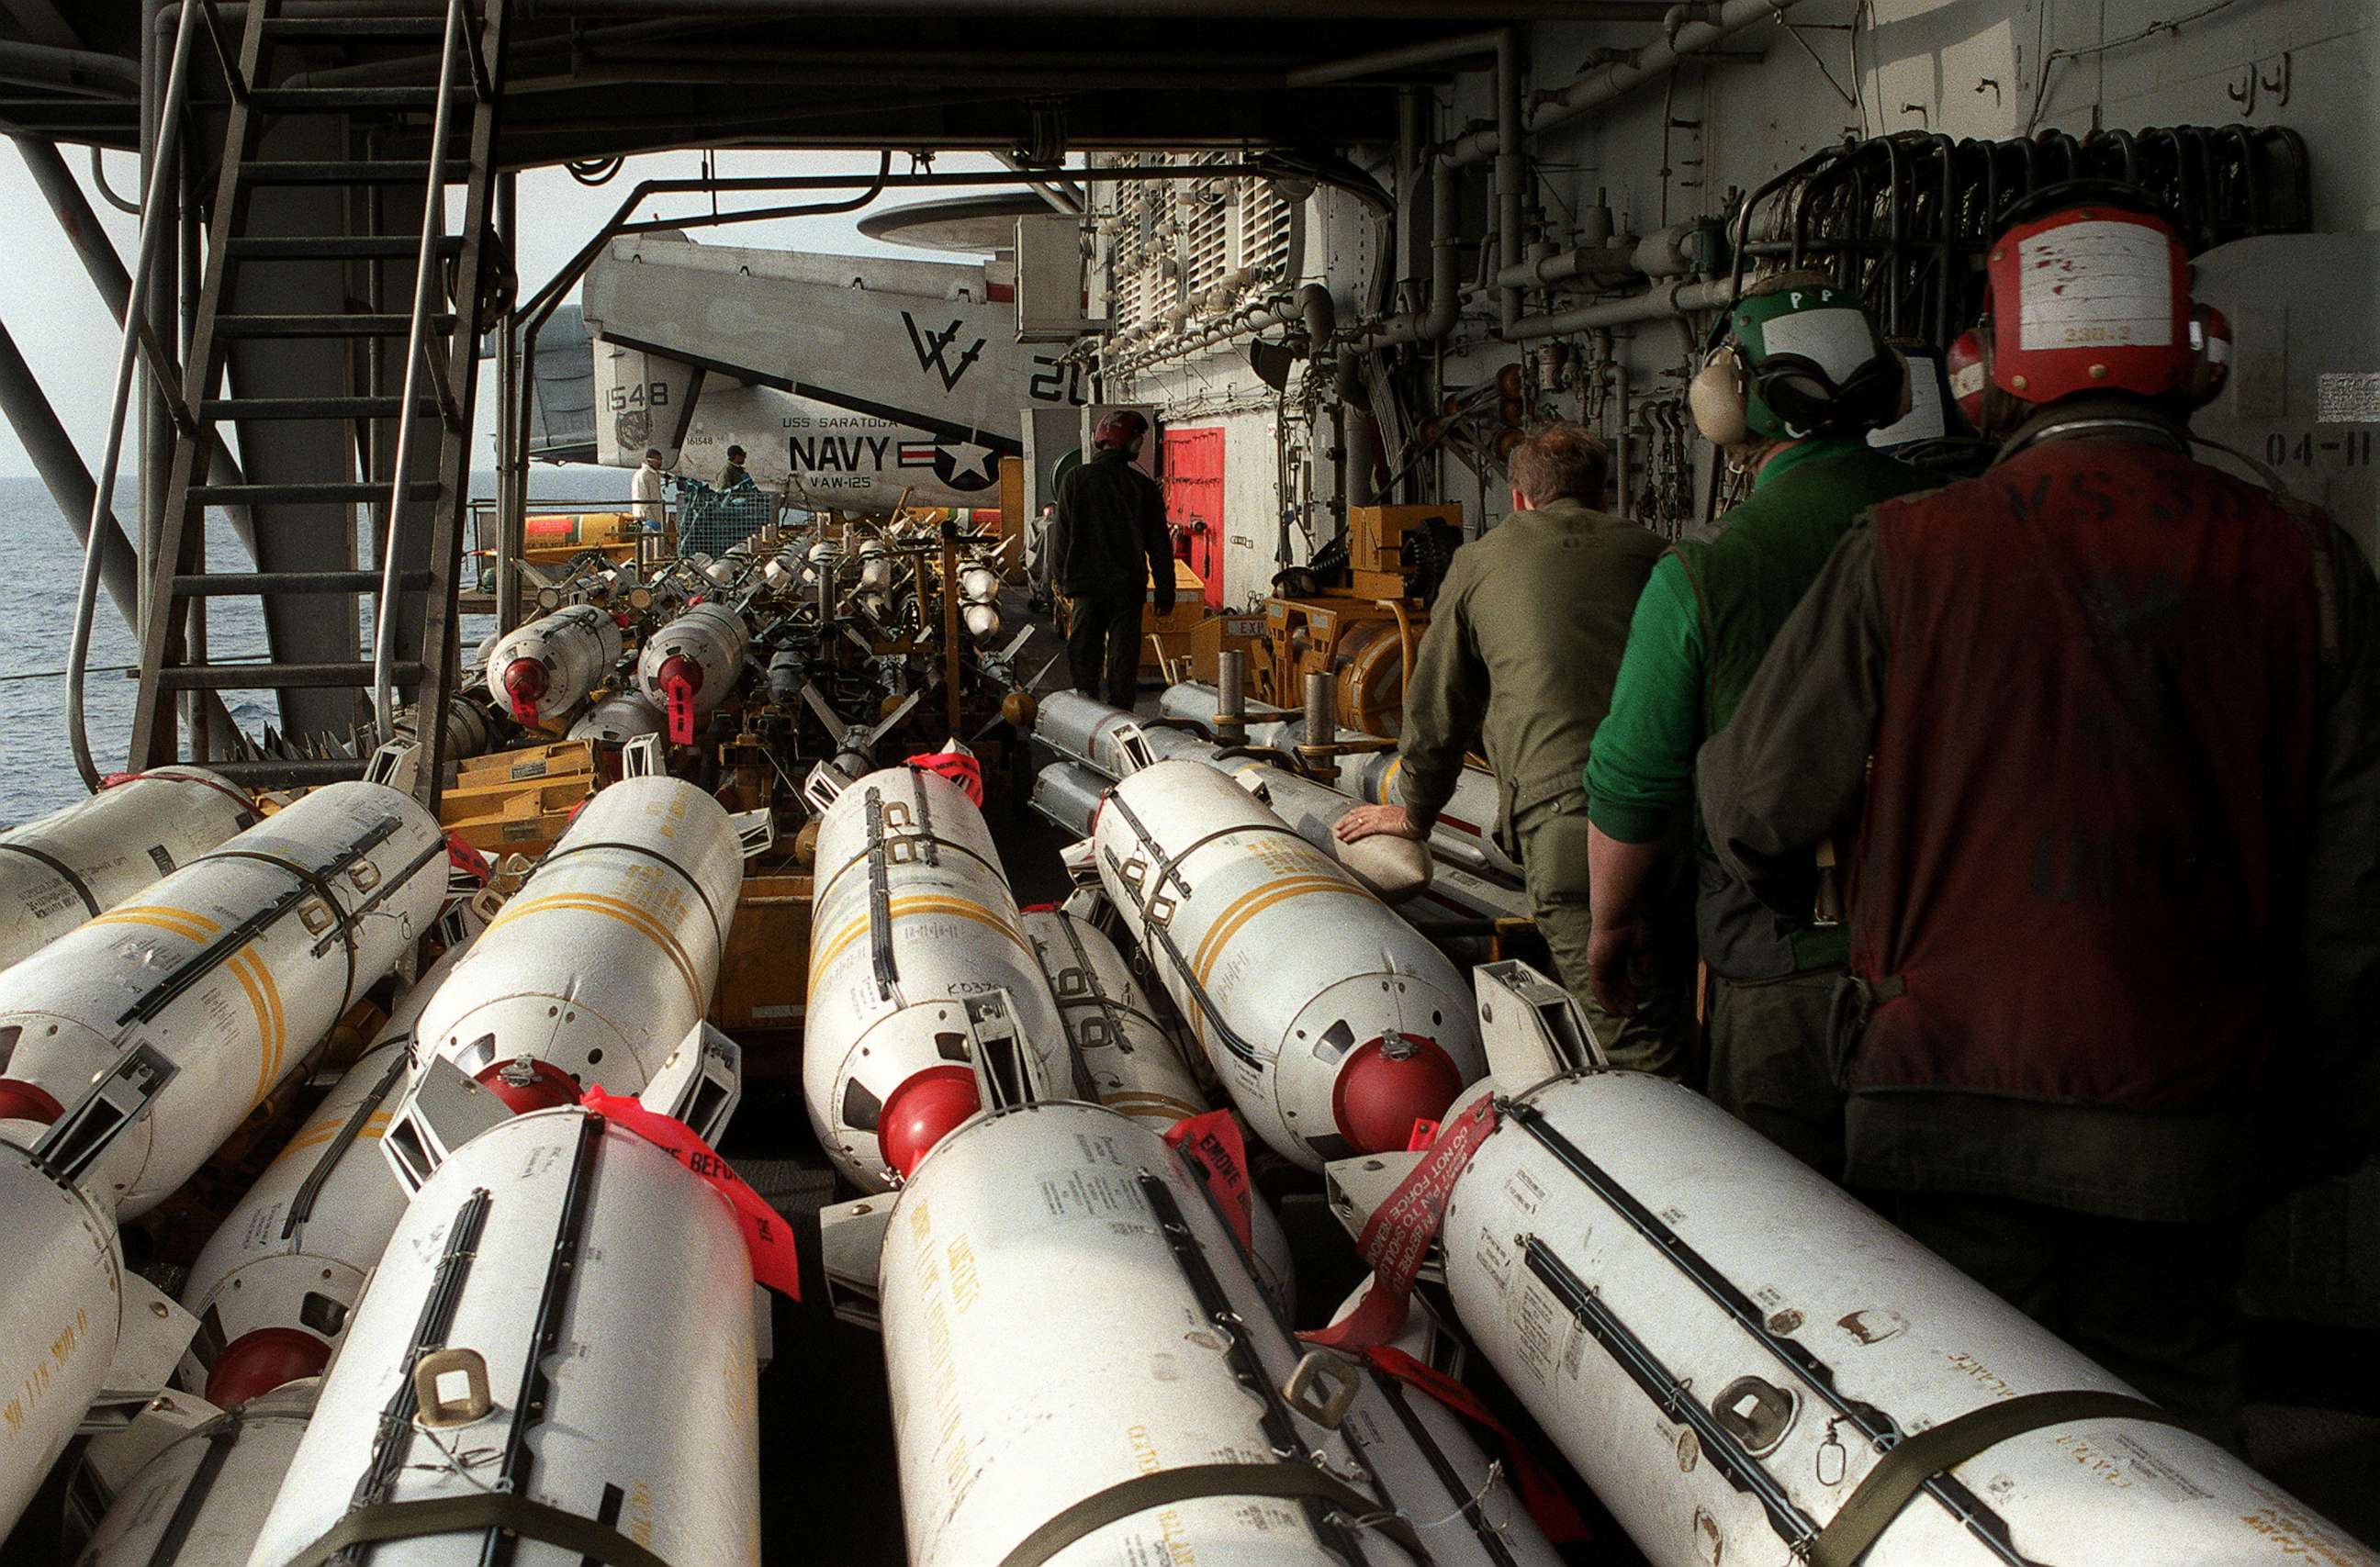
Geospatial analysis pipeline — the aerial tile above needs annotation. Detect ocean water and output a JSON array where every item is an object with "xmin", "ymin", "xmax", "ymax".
[{"xmin": 0, "ymin": 467, "xmax": 630, "ymax": 824}]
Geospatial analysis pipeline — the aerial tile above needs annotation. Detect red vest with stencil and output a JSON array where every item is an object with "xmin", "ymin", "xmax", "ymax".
[{"xmin": 1847, "ymin": 438, "xmax": 2327, "ymax": 1110}]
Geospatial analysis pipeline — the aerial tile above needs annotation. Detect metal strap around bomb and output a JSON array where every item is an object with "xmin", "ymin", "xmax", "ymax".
[
  {"xmin": 1096, "ymin": 788, "xmax": 1196, "ymax": 903},
  {"xmin": 1094, "ymin": 793, "xmax": 1278, "ymax": 1066},
  {"xmin": 864, "ymin": 789, "xmax": 900, "ymax": 998},
  {"xmin": 269, "ymin": 1493, "xmax": 673, "ymax": 1567},
  {"xmin": 117, "ymin": 817, "xmax": 401, "ymax": 1032},
  {"xmin": 1104, "ymin": 789, "xmax": 1333, "ymax": 912},
  {"xmin": 1139, "ymin": 1171, "xmax": 1403, "ymax": 1566},
  {"xmin": 1035, "ymin": 913, "xmax": 1112, "ymax": 1102},
  {"xmin": 1099, "ymin": 840, "xmax": 1262, "ymax": 1066},
  {"xmin": 1367, "ymin": 1368, "xmax": 1522, "ymax": 1567},
  {"xmin": 0, "ymin": 840, "xmax": 99, "ymax": 918},
  {"xmin": 487, "ymin": 1114, "xmax": 605, "ymax": 1496},
  {"xmin": 112, "ymin": 767, "xmax": 262, "ymax": 826},
  {"xmin": 147, "ymin": 1407, "xmax": 242, "ymax": 1567},
  {"xmin": 341, "ymin": 1185, "xmax": 494, "ymax": 1560},
  {"xmin": 1502, "ymin": 1097, "xmax": 2038, "ymax": 1567},
  {"xmin": 1045, "ymin": 909, "xmax": 1135, "ymax": 1048},
  {"xmin": 533, "ymin": 836, "xmax": 727, "ymax": 951},
  {"xmin": 809, "ymin": 826, "xmax": 1005, "ymax": 909},
  {"xmin": 281, "ymin": 1044, "xmax": 415, "ymax": 1239},
  {"xmin": 904, "ymin": 764, "xmax": 940, "ymax": 865},
  {"xmin": 995, "ymin": 1462, "xmax": 1414, "ymax": 1567},
  {"xmin": 1521, "ymin": 1234, "xmax": 1822, "ymax": 1550},
  {"xmin": 1806, "ymin": 1390, "xmax": 2194, "ymax": 1567}
]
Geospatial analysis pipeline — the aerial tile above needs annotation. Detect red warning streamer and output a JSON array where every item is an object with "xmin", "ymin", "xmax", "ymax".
[
  {"xmin": 1301, "ymin": 1092, "xmax": 1499, "ymax": 1351},
  {"xmin": 1164, "ymin": 1108, "xmax": 1254, "ymax": 1255},
  {"xmin": 905, "ymin": 750, "xmax": 984, "ymax": 807},
  {"xmin": 580, "ymin": 1086, "xmax": 801, "ymax": 1299},
  {"xmin": 1364, "ymin": 1345, "xmax": 1593, "ymax": 1545}
]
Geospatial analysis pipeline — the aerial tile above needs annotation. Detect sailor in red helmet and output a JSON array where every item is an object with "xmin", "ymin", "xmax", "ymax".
[
  {"xmin": 1046, "ymin": 409, "xmax": 1176, "ymax": 709},
  {"xmin": 1699, "ymin": 182, "xmax": 2380, "ymax": 1441}
]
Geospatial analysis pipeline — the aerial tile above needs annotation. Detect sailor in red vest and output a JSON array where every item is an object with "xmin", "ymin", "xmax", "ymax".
[{"xmin": 1698, "ymin": 182, "xmax": 2380, "ymax": 1441}]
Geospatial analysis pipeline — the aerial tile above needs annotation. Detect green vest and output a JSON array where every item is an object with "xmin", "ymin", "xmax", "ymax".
[{"xmin": 1672, "ymin": 442, "xmax": 1934, "ymax": 978}]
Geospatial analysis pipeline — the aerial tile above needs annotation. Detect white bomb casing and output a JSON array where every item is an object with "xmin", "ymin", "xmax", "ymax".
[
  {"xmin": 0, "ymin": 767, "xmax": 256, "ymax": 972},
  {"xmin": 0, "ymin": 1142, "xmax": 124, "ymax": 1538},
  {"xmin": 242, "ymin": 1108, "xmax": 762, "ymax": 1567},
  {"xmin": 1016, "ymin": 906, "xmax": 1292, "ymax": 1314},
  {"xmin": 1021, "ymin": 909, "xmax": 1204, "ymax": 1128},
  {"xmin": 1094, "ymin": 759, "xmax": 1482, "ymax": 1170},
  {"xmin": 400, "ymin": 777, "xmax": 739, "ymax": 1116},
  {"xmin": 485, "ymin": 604, "xmax": 623, "ymax": 727},
  {"xmin": 75, "ymin": 1380, "xmax": 316, "ymax": 1567},
  {"xmin": 803, "ymin": 765, "xmax": 1067, "ymax": 1191},
  {"xmin": 1025, "ymin": 760, "xmax": 1109, "ymax": 839},
  {"xmin": 876, "ymin": 1099, "xmax": 1552, "ymax": 1567},
  {"xmin": 0, "ymin": 780, "xmax": 444, "ymax": 1216},
  {"xmin": 1033, "ymin": 693, "xmax": 1507, "ymax": 919},
  {"xmin": 567, "ymin": 689, "xmax": 667, "ymax": 745},
  {"xmin": 1424, "ymin": 1050, "xmax": 2380, "ymax": 1567},
  {"xmin": 634, "ymin": 601, "xmax": 749, "ymax": 744},
  {"xmin": 178, "ymin": 942, "xmax": 473, "ymax": 1408},
  {"xmin": 1146, "ymin": 683, "xmax": 1519, "ymax": 883}
]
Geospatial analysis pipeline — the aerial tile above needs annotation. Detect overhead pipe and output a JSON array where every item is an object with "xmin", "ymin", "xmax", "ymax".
[
  {"xmin": 1295, "ymin": 282, "xmax": 1365, "ymax": 400},
  {"xmin": 1283, "ymin": 27, "xmax": 1503, "ymax": 88},
  {"xmin": 0, "ymin": 40, "xmax": 142, "ymax": 96},
  {"xmin": 1493, "ymin": 27, "xmax": 1522, "ymax": 338},
  {"xmin": 1356, "ymin": 151, "xmax": 1459, "ymax": 347},
  {"xmin": 1108, "ymin": 292, "xmax": 1299, "ymax": 376},
  {"xmin": 1394, "ymin": 87, "xmax": 1422, "ymax": 313},
  {"xmin": 1443, "ymin": 0, "xmax": 1808, "ymax": 167},
  {"xmin": 994, "ymin": 150, "xmax": 1083, "ymax": 216},
  {"xmin": 1297, "ymin": 283, "xmax": 1335, "ymax": 349},
  {"xmin": 1493, "ymin": 241, "xmax": 1640, "ymax": 290},
  {"xmin": 1504, "ymin": 275, "xmax": 1734, "ymax": 343}
]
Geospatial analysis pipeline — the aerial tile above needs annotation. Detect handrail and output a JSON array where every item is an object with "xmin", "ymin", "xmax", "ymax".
[
  {"xmin": 373, "ymin": 0, "xmax": 469, "ymax": 735},
  {"xmin": 65, "ymin": 0, "xmax": 204, "ymax": 791}
]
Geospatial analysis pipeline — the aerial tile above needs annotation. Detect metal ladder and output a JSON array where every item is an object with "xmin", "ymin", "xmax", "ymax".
[{"xmin": 117, "ymin": 0, "xmax": 507, "ymax": 808}]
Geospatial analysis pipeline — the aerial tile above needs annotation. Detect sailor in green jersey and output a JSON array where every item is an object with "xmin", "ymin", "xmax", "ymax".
[{"xmin": 1581, "ymin": 273, "xmax": 1925, "ymax": 1170}]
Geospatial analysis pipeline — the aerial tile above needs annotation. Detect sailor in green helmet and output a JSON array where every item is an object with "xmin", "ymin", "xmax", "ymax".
[{"xmin": 1581, "ymin": 271, "xmax": 1926, "ymax": 1173}]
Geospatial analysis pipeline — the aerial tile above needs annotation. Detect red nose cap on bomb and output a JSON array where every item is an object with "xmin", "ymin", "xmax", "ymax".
[
  {"xmin": 206, "ymin": 1326, "xmax": 331, "ymax": 1407},
  {"xmin": 476, "ymin": 1056, "xmax": 582, "ymax": 1114},
  {"xmin": 501, "ymin": 657, "xmax": 548, "ymax": 723},
  {"xmin": 1331, "ymin": 1033, "xmax": 1465, "ymax": 1154},
  {"xmin": 0, "ymin": 1079, "xmax": 63, "ymax": 1127},
  {"xmin": 879, "ymin": 1066, "xmax": 982, "ymax": 1180}
]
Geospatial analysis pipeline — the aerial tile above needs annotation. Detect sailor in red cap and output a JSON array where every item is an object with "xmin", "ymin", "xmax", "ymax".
[{"xmin": 1045, "ymin": 410, "xmax": 1174, "ymax": 709}]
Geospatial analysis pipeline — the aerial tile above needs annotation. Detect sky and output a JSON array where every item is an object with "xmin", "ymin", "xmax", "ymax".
[{"xmin": 0, "ymin": 143, "xmax": 1035, "ymax": 479}]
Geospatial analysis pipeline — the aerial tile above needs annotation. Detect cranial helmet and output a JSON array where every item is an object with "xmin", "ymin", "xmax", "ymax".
[
  {"xmin": 1094, "ymin": 409, "xmax": 1151, "ymax": 449},
  {"xmin": 1945, "ymin": 180, "xmax": 2231, "ymax": 435},
  {"xmin": 1690, "ymin": 278, "xmax": 1907, "ymax": 447}
]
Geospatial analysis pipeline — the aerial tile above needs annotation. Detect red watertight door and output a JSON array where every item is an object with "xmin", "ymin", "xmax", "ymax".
[{"xmin": 1162, "ymin": 427, "xmax": 1227, "ymax": 610}]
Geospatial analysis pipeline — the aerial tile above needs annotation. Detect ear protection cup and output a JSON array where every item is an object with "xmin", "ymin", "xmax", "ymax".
[
  {"xmin": 1882, "ymin": 346, "xmax": 1915, "ymax": 427},
  {"xmin": 1690, "ymin": 345, "xmax": 1752, "ymax": 447},
  {"xmin": 1947, "ymin": 319, "xmax": 2028, "ymax": 435},
  {"xmin": 2184, "ymin": 302, "xmax": 2232, "ymax": 409}
]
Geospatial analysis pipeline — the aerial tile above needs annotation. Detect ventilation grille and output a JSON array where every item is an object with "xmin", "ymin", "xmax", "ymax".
[{"xmin": 1106, "ymin": 152, "xmax": 1297, "ymax": 340}]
